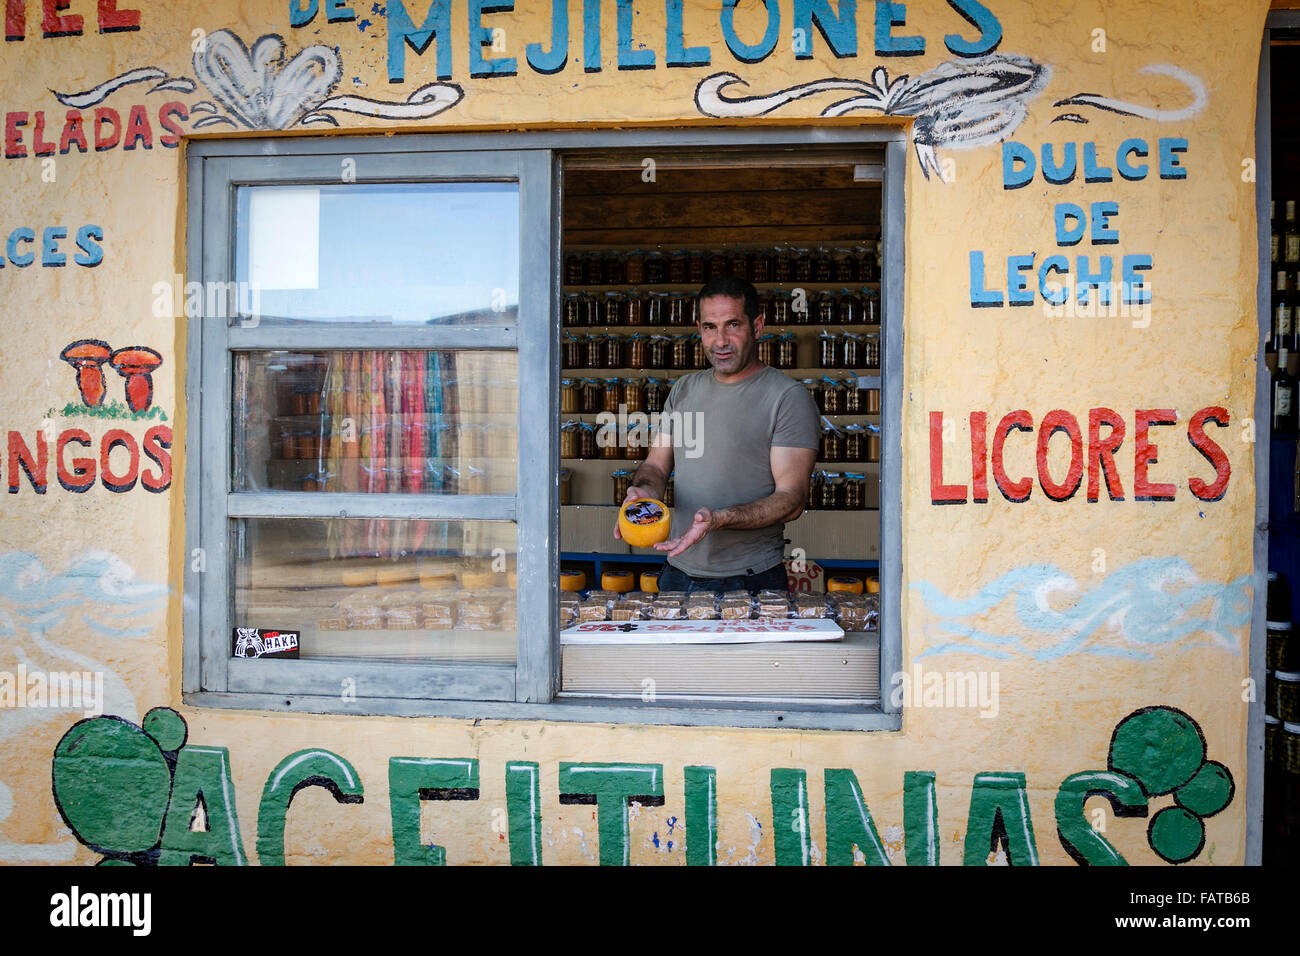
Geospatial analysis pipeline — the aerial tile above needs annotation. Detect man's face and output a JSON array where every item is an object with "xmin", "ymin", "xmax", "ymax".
[{"xmin": 698, "ymin": 294, "xmax": 762, "ymax": 378}]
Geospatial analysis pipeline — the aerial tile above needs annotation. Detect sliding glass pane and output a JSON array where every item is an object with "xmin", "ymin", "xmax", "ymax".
[
  {"xmin": 233, "ymin": 350, "xmax": 518, "ymax": 494},
  {"xmin": 233, "ymin": 183, "xmax": 519, "ymax": 326},
  {"xmin": 232, "ymin": 517, "xmax": 517, "ymax": 664}
]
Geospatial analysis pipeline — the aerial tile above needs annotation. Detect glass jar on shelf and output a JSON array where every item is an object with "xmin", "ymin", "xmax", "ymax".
[
  {"xmin": 579, "ymin": 292, "xmax": 600, "ymax": 326},
  {"xmin": 644, "ymin": 291, "xmax": 664, "ymax": 326},
  {"xmin": 563, "ymin": 293, "xmax": 583, "ymax": 327},
  {"xmin": 671, "ymin": 335, "xmax": 691, "ymax": 370},
  {"xmin": 864, "ymin": 333, "xmax": 881, "ymax": 370},
  {"xmin": 645, "ymin": 251, "xmax": 666, "ymax": 284},
  {"xmin": 793, "ymin": 247, "xmax": 813, "ymax": 282},
  {"xmin": 565, "ymin": 252, "xmax": 584, "ymax": 286},
  {"xmin": 865, "ymin": 423, "xmax": 881, "ymax": 462},
  {"xmin": 578, "ymin": 422, "xmax": 598, "ymax": 458},
  {"xmin": 622, "ymin": 377, "xmax": 644, "ymax": 411},
  {"xmin": 610, "ymin": 252, "xmax": 629, "ymax": 286},
  {"xmin": 818, "ymin": 472, "xmax": 840, "ymax": 509},
  {"xmin": 560, "ymin": 421, "xmax": 580, "ymax": 459},
  {"xmin": 862, "ymin": 288, "xmax": 880, "ymax": 326},
  {"xmin": 752, "ymin": 248, "xmax": 773, "ymax": 283},
  {"xmin": 806, "ymin": 471, "xmax": 823, "ymax": 510},
  {"xmin": 666, "ymin": 293, "xmax": 687, "ymax": 326},
  {"xmin": 833, "ymin": 248, "xmax": 857, "ymax": 282},
  {"xmin": 561, "ymin": 333, "xmax": 583, "ymax": 369},
  {"xmin": 815, "ymin": 247, "xmax": 834, "ymax": 282},
  {"xmin": 777, "ymin": 334, "xmax": 798, "ymax": 369},
  {"xmin": 819, "ymin": 330, "xmax": 842, "ymax": 369},
  {"xmin": 843, "ymin": 472, "xmax": 866, "ymax": 510},
  {"xmin": 601, "ymin": 334, "xmax": 625, "ymax": 369},
  {"xmin": 603, "ymin": 291, "xmax": 626, "ymax": 327},
  {"xmin": 844, "ymin": 424, "xmax": 866, "ymax": 462},
  {"xmin": 729, "ymin": 249, "xmax": 750, "ymax": 281},
  {"xmin": 644, "ymin": 378, "xmax": 669, "ymax": 413},
  {"xmin": 821, "ymin": 376, "xmax": 845, "ymax": 414},
  {"xmin": 602, "ymin": 378, "xmax": 623, "ymax": 413},
  {"xmin": 707, "ymin": 251, "xmax": 728, "ymax": 280},
  {"xmin": 580, "ymin": 378, "xmax": 603, "ymax": 414},
  {"xmin": 612, "ymin": 469, "xmax": 633, "ymax": 504},
  {"xmin": 583, "ymin": 252, "xmax": 606, "ymax": 286},
  {"xmin": 668, "ymin": 250, "xmax": 688, "ymax": 283},
  {"xmin": 756, "ymin": 334, "xmax": 776, "ymax": 367},
  {"xmin": 625, "ymin": 424, "xmax": 648, "ymax": 460},
  {"xmin": 774, "ymin": 246, "xmax": 794, "ymax": 282},
  {"xmin": 842, "ymin": 376, "xmax": 862, "ymax": 413},
  {"xmin": 560, "ymin": 379, "xmax": 580, "ymax": 413},
  {"xmin": 817, "ymin": 291, "xmax": 837, "ymax": 325},
  {"xmin": 691, "ymin": 335, "xmax": 707, "ymax": 369},
  {"xmin": 771, "ymin": 291, "xmax": 791, "ymax": 326},
  {"xmin": 820, "ymin": 424, "xmax": 845, "ymax": 463},
  {"xmin": 648, "ymin": 335, "xmax": 670, "ymax": 370},
  {"xmin": 688, "ymin": 250, "xmax": 706, "ymax": 283},
  {"xmin": 600, "ymin": 423, "xmax": 623, "ymax": 459},
  {"xmin": 841, "ymin": 333, "xmax": 862, "ymax": 370},
  {"xmin": 625, "ymin": 249, "xmax": 646, "ymax": 285},
  {"xmin": 624, "ymin": 290, "xmax": 645, "ymax": 326},
  {"xmin": 837, "ymin": 289, "xmax": 861, "ymax": 325},
  {"xmin": 856, "ymin": 244, "xmax": 877, "ymax": 282},
  {"xmin": 627, "ymin": 334, "xmax": 649, "ymax": 370}
]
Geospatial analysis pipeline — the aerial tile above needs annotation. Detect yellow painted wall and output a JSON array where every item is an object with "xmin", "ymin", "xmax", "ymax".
[{"xmin": 0, "ymin": 0, "xmax": 1272, "ymax": 865}]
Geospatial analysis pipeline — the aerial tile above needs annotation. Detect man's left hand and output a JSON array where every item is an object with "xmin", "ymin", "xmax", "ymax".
[{"xmin": 655, "ymin": 507, "xmax": 718, "ymax": 557}]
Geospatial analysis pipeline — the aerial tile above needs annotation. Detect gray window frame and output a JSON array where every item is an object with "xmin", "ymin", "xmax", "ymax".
[{"xmin": 184, "ymin": 127, "xmax": 905, "ymax": 732}]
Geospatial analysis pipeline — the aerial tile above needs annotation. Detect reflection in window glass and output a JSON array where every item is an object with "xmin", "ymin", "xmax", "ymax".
[
  {"xmin": 234, "ymin": 183, "xmax": 519, "ymax": 325},
  {"xmin": 233, "ymin": 350, "xmax": 518, "ymax": 494},
  {"xmin": 232, "ymin": 518, "xmax": 517, "ymax": 664}
]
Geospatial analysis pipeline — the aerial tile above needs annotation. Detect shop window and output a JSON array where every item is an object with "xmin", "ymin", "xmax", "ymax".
[{"xmin": 185, "ymin": 133, "xmax": 902, "ymax": 730}]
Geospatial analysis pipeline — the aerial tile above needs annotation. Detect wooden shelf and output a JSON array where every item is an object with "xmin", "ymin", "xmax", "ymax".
[{"xmin": 560, "ymin": 324, "xmax": 881, "ymax": 334}]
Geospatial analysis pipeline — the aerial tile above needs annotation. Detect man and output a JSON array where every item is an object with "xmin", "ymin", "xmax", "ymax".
[{"xmin": 614, "ymin": 276, "xmax": 820, "ymax": 593}]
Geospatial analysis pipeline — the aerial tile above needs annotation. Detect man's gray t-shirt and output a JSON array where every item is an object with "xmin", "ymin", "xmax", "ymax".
[{"xmin": 655, "ymin": 364, "xmax": 820, "ymax": 577}]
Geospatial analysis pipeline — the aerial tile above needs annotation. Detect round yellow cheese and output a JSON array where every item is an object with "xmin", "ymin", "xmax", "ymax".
[
  {"xmin": 602, "ymin": 571, "xmax": 635, "ymax": 593},
  {"xmin": 827, "ymin": 576, "xmax": 864, "ymax": 594},
  {"xmin": 559, "ymin": 570, "xmax": 586, "ymax": 592},
  {"xmin": 639, "ymin": 571, "xmax": 660, "ymax": 594},
  {"xmin": 618, "ymin": 498, "xmax": 671, "ymax": 548}
]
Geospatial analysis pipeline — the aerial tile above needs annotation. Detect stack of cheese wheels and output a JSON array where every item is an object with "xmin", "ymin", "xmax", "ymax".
[
  {"xmin": 618, "ymin": 498, "xmax": 671, "ymax": 547},
  {"xmin": 827, "ymin": 576, "xmax": 865, "ymax": 595}
]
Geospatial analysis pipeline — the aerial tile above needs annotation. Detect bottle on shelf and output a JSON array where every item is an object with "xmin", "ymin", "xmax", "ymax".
[
  {"xmin": 1273, "ymin": 342, "xmax": 1297, "ymax": 435},
  {"xmin": 1286, "ymin": 200, "xmax": 1300, "ymax": 266},
  {"xmin": 1272, "ymin": 200, "xmax": 1280, "ymax": 265},
  {"xmin": 1275, "ymin": 270, "xmax": 1294, "ymax": 356}
]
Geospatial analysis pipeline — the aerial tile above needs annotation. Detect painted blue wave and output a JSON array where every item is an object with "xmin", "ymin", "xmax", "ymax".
[
  {"xmin": 911, "ymin": 557, "xmax": 1252, "ymax": 662},
  {"xmin": 0, "ymin": 551, "xmax": 168, "ymax": 640}
]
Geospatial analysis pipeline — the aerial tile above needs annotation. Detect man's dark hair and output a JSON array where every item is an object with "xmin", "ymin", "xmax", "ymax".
[{"xmin": 696, "ymin": 276, "xmax": 761, "ymax": 322}]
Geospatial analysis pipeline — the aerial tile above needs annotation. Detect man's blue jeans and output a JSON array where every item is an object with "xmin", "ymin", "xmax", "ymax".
[{"xmin": 656, "ymin": 562, "xmax": 788, "ymax": 595}]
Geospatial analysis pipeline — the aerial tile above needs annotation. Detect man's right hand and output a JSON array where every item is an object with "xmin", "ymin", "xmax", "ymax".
[{"xmin": 613, "ymin": 485, "xmax": 654, "ymax": 541}]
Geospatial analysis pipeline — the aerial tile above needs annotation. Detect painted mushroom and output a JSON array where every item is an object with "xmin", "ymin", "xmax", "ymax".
[
  {"xmin": 109, "ymin": 346, "xmax": 164, "ymax": 413},
  {"xmin": 60, "ymin": 339, "xmax": 112, "ymax": 407}
]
